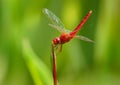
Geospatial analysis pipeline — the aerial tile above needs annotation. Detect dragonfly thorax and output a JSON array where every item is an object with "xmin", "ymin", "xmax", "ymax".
[
  {"xmin": 59, "ymin": 33, "xmax": 73, "ymax": 44},
  {"xmin": 52, "ymin": 37, "xmax": 61, "ymax": 45}
]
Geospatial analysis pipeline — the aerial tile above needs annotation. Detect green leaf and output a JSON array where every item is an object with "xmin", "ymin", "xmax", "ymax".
[{"xmin": 22, "ymin": 39, "xmax": 53, "ymax": 85}]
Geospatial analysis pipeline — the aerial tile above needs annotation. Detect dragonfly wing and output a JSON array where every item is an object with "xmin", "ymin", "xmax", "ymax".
[
  {"xmin": 49, "ymin": 24, "xmax": 71, "ymax": 33},
  {"xmin": 75, "ymin": 35, "xmax": 95, "ymax": 43},
  {"xmin": 49, "ymin": 24, "xmax": 64, "ymax": 33},
  {"xmin": 43, "ymin": 8, "xmax": 66, "ymax": 32}
]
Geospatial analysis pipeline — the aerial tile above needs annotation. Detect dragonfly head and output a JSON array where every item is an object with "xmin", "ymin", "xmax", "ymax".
[{"xmin": 52, "ymin": 37, "xmax": 61, "ymax": 45}]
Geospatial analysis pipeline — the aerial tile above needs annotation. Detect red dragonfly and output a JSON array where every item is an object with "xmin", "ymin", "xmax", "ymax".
[{"xmin": 43, "ymin": 8, "xmax": 94, "ymax": 52}]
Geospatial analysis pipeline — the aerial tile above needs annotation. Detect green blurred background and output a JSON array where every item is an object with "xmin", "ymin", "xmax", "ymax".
[{"xmin": 0, "ymin": 0, "xmax": 120, "ymax": 85}]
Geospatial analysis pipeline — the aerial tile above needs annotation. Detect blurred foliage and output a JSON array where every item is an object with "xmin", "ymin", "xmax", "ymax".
[{"xmin": 0, "ymin": 0, "xmax": 120, "ymax": 85}]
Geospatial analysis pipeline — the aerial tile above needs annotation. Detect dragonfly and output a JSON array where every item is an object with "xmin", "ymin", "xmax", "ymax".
[{"xmin": 43, "ymin": 8, "xmax": 94, "ymax": 52}]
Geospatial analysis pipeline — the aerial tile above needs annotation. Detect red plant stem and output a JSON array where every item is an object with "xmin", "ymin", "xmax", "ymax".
[{"xmin": 52, "ymin": 44, "xmax": 57, "ymax": 85}]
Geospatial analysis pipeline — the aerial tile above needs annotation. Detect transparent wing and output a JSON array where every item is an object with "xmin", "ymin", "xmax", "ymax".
[
  {"xmin": 49, "ymin": 24, "xmax": 71, "ymax": 33},
  {"xmin": 48, "ymin": 24, "xmax": 64, "ymax": 33},
  {"xmin": 43, "ymin": 8, "xmax": 66, "ymax": 33},
  {"xmin": 75, "ymin": 35, "xmax": 95, "ymax": 43}
]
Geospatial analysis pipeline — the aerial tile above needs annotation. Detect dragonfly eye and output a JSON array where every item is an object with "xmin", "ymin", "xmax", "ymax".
[{"xmin": 52, "ymin": 37, "xmax": 61, "ymax": 45}]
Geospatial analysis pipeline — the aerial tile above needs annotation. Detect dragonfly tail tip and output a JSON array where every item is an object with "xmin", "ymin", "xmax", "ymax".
[{"xmin": 89, "ymin": 10, "xmax": 92, "ymax": 14}]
